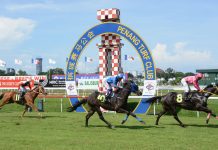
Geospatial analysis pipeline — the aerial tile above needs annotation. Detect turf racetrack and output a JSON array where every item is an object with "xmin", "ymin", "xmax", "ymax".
[{"xmin": 0, "ymin": 112, "xmax": 218, "ymax": 150}]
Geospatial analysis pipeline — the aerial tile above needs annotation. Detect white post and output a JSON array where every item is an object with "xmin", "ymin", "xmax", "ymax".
[
  {"xmin": 61, "ymin": 98, "xmax": 63, "ymax": 112},
  {"xmin": 153, "ymin": 103, "xmax": 156, "ymax": 116},
  {"xmin": 197, "ymin": 111, "xmax": 199, "ymax": 117}
]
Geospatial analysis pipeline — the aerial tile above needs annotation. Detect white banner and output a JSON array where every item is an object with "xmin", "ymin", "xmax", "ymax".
[
  {"xmin": 66, "ymin": 81, "xmax": 77, "ymax": 95},
  {"xmin": 142, "ymin": 80, "xmax": 157, "ymax": 96},
  {"xmin": 78, "ymin": 79, "xmax": 99, "ymax": 89}
]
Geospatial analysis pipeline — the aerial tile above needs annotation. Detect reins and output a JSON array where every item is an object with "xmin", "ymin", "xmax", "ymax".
[{"xmin": 201, "ymin": 87, "xmax": 218, "ymax": 96}]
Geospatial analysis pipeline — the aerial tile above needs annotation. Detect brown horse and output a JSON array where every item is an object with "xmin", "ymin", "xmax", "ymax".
[{"xmin": 0, "ymin": 83, "xmax": 47, "ymax": 117}]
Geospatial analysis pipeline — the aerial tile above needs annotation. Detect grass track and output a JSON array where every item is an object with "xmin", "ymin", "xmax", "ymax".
[{"xmin": 0, "ymin": 112, "xmax": 218, "ymax": 150}]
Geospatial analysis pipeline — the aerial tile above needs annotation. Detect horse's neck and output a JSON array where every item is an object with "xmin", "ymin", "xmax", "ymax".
[
  {"xmin": 29, "ymin": 89, "xmax": 39, "ymax": 99},
  {"xmin": 119, "ymin": 88, "xmax": 131, "ymax": 99}
]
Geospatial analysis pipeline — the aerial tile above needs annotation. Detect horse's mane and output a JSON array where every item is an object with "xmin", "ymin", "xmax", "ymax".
[{"xmin": 204, "ymin": 84, "xmax": 214, "ymax": 90}]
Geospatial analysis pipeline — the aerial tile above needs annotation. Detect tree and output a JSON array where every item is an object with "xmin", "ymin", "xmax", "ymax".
[
  {"xmin": 0, "ymin": 69, "xmax": 6, "ymax": 76},
  {"xmin": 17, "ymin": 70, "xmax": 28, "ymax": 76}
]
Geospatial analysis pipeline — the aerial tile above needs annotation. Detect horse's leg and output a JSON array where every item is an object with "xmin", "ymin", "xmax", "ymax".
[
  {"xmin": 0, "ymin": 98, "xmax": 9, "ymax": 109},
  {"xmin": 116, "ymin": 108, "xmax": 145, "ymax": 124},
  {"xmin": 171, "ymin": 109, "xmax": 185, "ymax": 127},
  {"xmin": 196, "ymin": 105, "xmax": 213, "ymax": 124},
  {"xmin": 156, "ymin": 110, "xmax": 167, "ymax": 125},
  {"xmin": 85, "ymin": 109, "xmax": 95, "ymax": 127},
  {"xmin": 121, "ymin": 104, "xmax": 130, "ymax": 124},
  {"xmin": 95, "ymin": 107, "xmax": 114, "ymax": 129},
  {"xmin": 21, "ymin": 105, "xmax": 29, "ymax": 118},
  {"xmin": 27, "ymin": 102, "xmax": 42, "ymax": 118}
]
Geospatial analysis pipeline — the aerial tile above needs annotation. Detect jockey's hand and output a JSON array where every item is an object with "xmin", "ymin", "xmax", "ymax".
[
  {"xmin": 113, "ymin": 87, "xmax": 119, "ymax": 92},
  {"xmin": 198, "ymin": 89, "xmax": 203, "ymax": 93}
]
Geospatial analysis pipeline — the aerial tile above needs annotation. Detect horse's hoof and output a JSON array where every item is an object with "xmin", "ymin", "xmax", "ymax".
[
  {"xmin": 140, "ymin": 121, "xmax": 146, "ymax": 125},
  {"xmin": 110, "ymin": 125, "xmax": 115, "ymax": 129},
  {"xmin": 121, "ymin": 120, "xmax": 126, "ymax": 124},
  {"xmin": 180, "ymin": 124, "xmax": 185, "ymax": 128}
]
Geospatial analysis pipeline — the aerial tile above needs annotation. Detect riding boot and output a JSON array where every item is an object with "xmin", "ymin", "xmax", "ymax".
[
  {"xmin": 19, "ymin": 92, "xmax": 25, "ymax": 104},
  {"xmin": 184, "ymin": 92, "xmax": 189, "ymax": 101},
  {"xmin": 105, "ymin": 95, "xmax": 111, "ymax": 103}
]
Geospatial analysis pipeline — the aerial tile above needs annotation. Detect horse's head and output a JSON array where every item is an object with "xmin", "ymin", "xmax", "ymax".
[
  {"xmin": 202, "ymin": 84, "xmax": 218, "ymax": 97},
  {"xmin": 123, "ymin": 80, "xmax": 142, "ymax": 96},
  {"xmin": 37, "ymin": 83, "xmax": 47, "ymax": 95}
]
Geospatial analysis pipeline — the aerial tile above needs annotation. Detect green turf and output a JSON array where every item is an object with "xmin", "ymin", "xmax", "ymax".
[{"xmin": 0, "ymin": 112, "xmax": 218, "ymax": 150}]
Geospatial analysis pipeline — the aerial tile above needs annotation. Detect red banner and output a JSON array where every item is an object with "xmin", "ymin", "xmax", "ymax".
[{"xmin": 0, "ymin": 80, "xmax": 34, "ymax": 89}]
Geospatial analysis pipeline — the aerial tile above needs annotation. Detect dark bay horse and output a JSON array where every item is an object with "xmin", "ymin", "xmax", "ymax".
[
  {"xmin": 148, "ymin": 84, "xmax": 218, "ymax": 127},
  {"xmin": 0, "ymin": 83, "xmax": 47, "ymax": 117},
  {"xmin": 67, "ymin": 80, "xmax": 145, "ymax": 128}
]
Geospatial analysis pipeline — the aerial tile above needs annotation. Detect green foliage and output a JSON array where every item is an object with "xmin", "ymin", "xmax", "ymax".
[
  {"xmin": 0, "ymin": 69, "xmax": 6, "ymax": 75},
  {"xmin": 17, "ymin": 69, "xmax": 28, "ymax": 75}
]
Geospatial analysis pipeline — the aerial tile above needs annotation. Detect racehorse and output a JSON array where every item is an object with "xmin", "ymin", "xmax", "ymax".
[
  {"xmin": 67, "ymin": 80, "xmax": 145, "ymax": 129},
  {"xmin": 0, "ymin": 83, "xmax": 47, "ymax": 117},
  {"xmin": 148, "ymin": 84, "xmax": 218, "ymax": 127}
]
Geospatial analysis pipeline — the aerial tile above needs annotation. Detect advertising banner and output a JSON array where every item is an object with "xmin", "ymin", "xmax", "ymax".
[
  {"xmin": 77, "ymin": 79, "xmax": 99, "ymax": 89},
  {"xmin": 65, "ymin": 81, "xmax": 77, "ymax": 95},
  {"xmin": 0, "ymin": 76, "xmax": 46, "ymax": 89},
  {"xmin": 142, "ymin": 80, "xmax": 157, "ymax": 96}
]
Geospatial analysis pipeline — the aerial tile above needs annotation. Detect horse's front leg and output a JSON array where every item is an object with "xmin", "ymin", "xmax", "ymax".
[
  {"xmin": 21, "ymin": 105, "xmax": 29, "ymax": 118},
  {"xmin": 196, "ymin": 105, "xmax": 213, "ymax": 124},
  {"xmin": 117, "ymin": 108, "xmax": 145, "ymax": 124},
  {"xmin": 27, "ymin": 102, "xmax": 42, "ymax": 118}
]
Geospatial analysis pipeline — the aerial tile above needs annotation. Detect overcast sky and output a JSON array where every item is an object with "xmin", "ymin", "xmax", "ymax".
[{"xmin": 0, "ymin": 0, "xmax": 218, "ymax": 74}]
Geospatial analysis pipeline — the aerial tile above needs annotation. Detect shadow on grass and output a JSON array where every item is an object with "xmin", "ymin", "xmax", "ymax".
[
  {"xmin": 86, "ymin": 124, "xmax": 164, "ymax": 129},
  {"xmin": 163, "ymin": 123, "xmax": 218, "ymax": 128}
]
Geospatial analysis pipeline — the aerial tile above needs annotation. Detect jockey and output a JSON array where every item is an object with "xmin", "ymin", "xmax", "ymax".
[
  {"xmin": 181, "ymin": 73, "xmax": 204, "ymax": 101},
  {"xmin": 103, "ymin": 73, "xmax": 125, "ymax": 102},
  {"xmin": 18, "ymin": 79, "xmax": 32, "ymax": 103}
]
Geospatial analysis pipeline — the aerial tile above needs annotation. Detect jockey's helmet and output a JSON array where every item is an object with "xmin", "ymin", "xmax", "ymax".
[
  {"xmin": 196, "ymin": 73, "xmax": 204, "ymax": 78},
  {"xmin": 117, "ymin": 73, "xmax": 124, "ymax": 79}
]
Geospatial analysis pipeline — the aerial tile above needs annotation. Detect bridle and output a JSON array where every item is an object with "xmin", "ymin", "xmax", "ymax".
[
  {"xmin": 30, "ymin": 86, "xmax": 46, "ymax": 95},
  {"xmin": 201, "ymin": 86, "xmax": 218, "ymax": 96}
]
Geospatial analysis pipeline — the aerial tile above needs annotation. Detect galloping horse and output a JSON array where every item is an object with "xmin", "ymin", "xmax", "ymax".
[
  {"xmin": 0, "ymin": 83, "xmax": 47, "ymax": 117},
  {"xmin": 67, "ymin": 80, "xmax": 145, "ymax": 128},
  {"xmin": 148, "ymin": 84, "xmax": 218, "ymax": 127}
]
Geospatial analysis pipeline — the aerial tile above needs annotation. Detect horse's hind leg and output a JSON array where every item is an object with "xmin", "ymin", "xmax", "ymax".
[
  {"xmin": 171, "ymin": 110, "xmax": 185, "ymax": 127},
  {"xmin": 85, "ymin": 109, "xmax": 95, "ymax": 127},
  {"xmin": 0, "ymin": 98, "xmax": 9, "ymax": 109},
  {"xmin": 95, "ymin": 107, "xmax": 114, "ymax": 129},
  {"xmin": 156, "ymin": 110, "xmax": 167, "ymax": 125}
]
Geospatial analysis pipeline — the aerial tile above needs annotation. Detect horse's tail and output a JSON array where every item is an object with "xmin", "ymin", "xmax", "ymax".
[
  {"xmin": 67, "ymin": 99, "xmax": 87, "ymax": 112},
  {"xmin": 0, "ymin": 93, "xmax": 4, "ymax": 100},
  {"xmin": 147, "ymin": 96, "xmax": 163, "ymax": 104}
]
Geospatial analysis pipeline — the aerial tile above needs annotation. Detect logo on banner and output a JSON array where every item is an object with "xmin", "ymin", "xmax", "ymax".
[{"xmin": 143, "ymin": 80, "xmax": 157, "ymax": 96}]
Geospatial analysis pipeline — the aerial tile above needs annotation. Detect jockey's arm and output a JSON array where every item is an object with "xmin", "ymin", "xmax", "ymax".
[{"xmin": 193, "ymin": 80, "xmax": 201, "ymax": 91}]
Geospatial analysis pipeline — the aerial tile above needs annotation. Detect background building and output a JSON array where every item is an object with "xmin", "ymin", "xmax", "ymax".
[
  {"xmin": 196, "ymin": 69, "xmax": 218, "ymax": 85},
  {"xmin": 35, "ymin": 58, "xmax": 43, "ymax": 75},
  {"xmin": 6, "ymin": 68, "xmax": 15, "ymax": 75}
]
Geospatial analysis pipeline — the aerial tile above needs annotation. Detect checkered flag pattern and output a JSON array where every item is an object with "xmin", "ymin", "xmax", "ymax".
[
  {"xmin": 97, "ymin": 8, "xmax": 120, "ymax": 21},
  {"xmin": 101, "ymin": 34, "xmax": 120, "ymax": 45}
]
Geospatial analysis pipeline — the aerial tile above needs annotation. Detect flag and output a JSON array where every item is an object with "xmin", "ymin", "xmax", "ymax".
[
  {"xmin": 34, "ymin": 59, "xmax": 40, "ymax": 64},
  {"xmin": 85, "ymin": 57, "xmax": 93, "ymax": 62},
  {"xmin": 15, "ymin": 59, "xmax": 22, "ymax": 65},
  {"xmin": 0, "ymin": 59, "xmax": 6, "ymax": 67},
  {"xmin": 48, "ymin": 58, "xmax": 56, "ymax": 64},
  {"xmin": 124, "ymin": 55, "xmax": 134, "ymax": 61}
]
